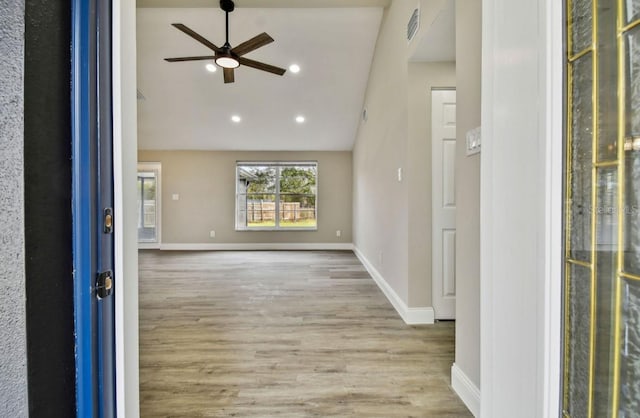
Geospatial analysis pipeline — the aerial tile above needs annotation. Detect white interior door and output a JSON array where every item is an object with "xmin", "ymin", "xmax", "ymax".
[{"xmin": 432, "ymin": 89, "xmax": 457, "ymax": 319}]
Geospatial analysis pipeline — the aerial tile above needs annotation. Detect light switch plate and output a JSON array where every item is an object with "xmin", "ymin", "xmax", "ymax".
[
  {"xmin": 172, "ymin": 194, "xmax": 179, "ymax": 201},
  {"xmin": 466, "ymin": 126, "xmax": 481, "ymax": 156}
]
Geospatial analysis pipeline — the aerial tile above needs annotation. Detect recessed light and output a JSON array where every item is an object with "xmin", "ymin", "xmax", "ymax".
[
  {"xmin": 289, "ymin": 64, "xmax": 301, "ymax": 74},
  {"xmin": 205, "ymin": 63, "xmax": 217, "ymax": 73},
  {"xmin": 295, "ymin": 115, "xmax": 305, "ymax": 123},
  {"xmin": 231, "ymin": 115, "xmax": 242, "ymax": 123}
]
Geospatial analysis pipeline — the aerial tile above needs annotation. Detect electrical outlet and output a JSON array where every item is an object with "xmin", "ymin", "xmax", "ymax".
[
  {"xmin": 336, "ymin": 230, "xmax": 341, "ymax": 237},
  {"xmin": 172, "ymin": 194, "xmax": 180, "ymax": 201},
  {"xmin": 209, "ymin": 230, "xmax": 216, "ymax": 238}
]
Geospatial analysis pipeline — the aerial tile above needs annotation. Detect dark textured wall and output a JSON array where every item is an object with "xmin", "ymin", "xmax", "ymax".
[
  {"xmin": 24, "ymin": 0, "xmax": 76, "ymax": 416},
  {"xmin": 0, "ymin": 0, "xmax": 28, "ymax": 415}
]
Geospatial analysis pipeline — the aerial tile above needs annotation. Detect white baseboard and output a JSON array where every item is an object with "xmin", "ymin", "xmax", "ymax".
[
  {"xmin": 156, "ymin": 243, "xmax": 354, "ymax": 251},
  {"xmin": 353, "ymin": 246, "xmax": 435, "ymax": 325},
  {"xmin": 451, "ymin": 363, "xmax": 480, "ymax": 417}
]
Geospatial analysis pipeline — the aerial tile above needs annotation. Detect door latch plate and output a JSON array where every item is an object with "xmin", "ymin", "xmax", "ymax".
[{"xmin": 104, "ymin": 208, "xmax": 113, "ymax": 234}]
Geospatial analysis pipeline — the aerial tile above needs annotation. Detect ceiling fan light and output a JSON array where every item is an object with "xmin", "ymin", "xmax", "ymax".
[{"xmin": 216, "ymin": 56, "xmax": 240, "ymax": 69}]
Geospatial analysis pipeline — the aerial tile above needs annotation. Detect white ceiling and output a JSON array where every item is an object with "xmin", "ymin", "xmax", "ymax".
[{"xmin": 136, "ymin": 6, "xmax": 384, "ymax": 151}]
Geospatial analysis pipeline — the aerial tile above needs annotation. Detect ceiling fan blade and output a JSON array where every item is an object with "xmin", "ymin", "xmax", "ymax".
[
  {"xmin": 237, "ymin": 57, "xmax": 286, "ymax": 76},
  {"xmin": 164, "ymin": 56, "xmax": 215, "ymax": 62},
  {"xmin": 224, "ymin": 68, "xmax": 235, "ymax": 83},
  {"xmin": 171, "ymin": 23, "xmax": 222, "ymax": 53},
  {"xmin": 231, "ymin": 32, "xmax": 274, "ymax": 56}
]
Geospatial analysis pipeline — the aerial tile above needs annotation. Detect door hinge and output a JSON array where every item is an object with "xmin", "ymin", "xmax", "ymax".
[
  {"xmin": 104, "ymin": 207, "xmax": 113, "ymax": 234},
  {"xmin": 96, "ymin": 270, "xmax": 113, "ymax": 299}
]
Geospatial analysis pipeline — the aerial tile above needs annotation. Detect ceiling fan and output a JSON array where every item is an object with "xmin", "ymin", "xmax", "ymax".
[{"xmin": 164, "ymin": 0, "xmax": 286, "ymax": 84}]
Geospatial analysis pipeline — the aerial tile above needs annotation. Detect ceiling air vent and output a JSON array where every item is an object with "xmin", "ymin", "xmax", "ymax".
[
  {"xmin": 136, "ymin": 89, "xmax": 146, "ymax": 101},
  {"xmin": 407, "ymin": 7, "xmax": 420, "ymax": 42}
]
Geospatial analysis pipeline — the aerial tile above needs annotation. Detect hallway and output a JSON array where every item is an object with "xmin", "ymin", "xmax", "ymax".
[{"xmin": 138, "ymin": 250, "xmax": 471, "ymax": 417}]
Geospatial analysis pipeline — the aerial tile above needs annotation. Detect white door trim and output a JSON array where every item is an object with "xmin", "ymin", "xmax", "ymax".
[
  {"xmin": 480, "ymin": 0, "xmax": 563, "ymax": 416},
  {"xmin": 541, "ymin": 0, "xmax": 564, "ymax": 415},
  {"xmin": 113, "ymin": 0, "xmax": 140, "ymax": 416}
]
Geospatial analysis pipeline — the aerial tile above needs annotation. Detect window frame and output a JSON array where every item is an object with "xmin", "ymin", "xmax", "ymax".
[{"xmin": 235, "ymin": 161, "xmax": 318, "ymax": 231}]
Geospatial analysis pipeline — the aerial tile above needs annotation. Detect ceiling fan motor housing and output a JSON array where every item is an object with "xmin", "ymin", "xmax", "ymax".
[{"xmin": 220, "ymin": 0, "xmax": 235, "ymax": 13}]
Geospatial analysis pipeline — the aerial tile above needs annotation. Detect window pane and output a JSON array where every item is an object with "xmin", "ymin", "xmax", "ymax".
[
  {"xmin": 279, "ymin": 165, "xmax": 317, "ymax": 228},
  {"xmin": 625, "ymin": 27, "xmax": 640, "ymax": 275},
  {"xmin": 594, "ymin": 168, "xmax": 618, "ymax": 416},
  {"xmin": 246, "ymin": 194, "xmax": 276, "ymax": 228},
  {"xmin": 625, "ymin": 145, "xmax": 640, "ymax": 276},
  {"xmin": 279, "ymin": 165, "xmax": 317, "ymax": 194},
  {"xmin": 571, "ymin": 0, "xmax": 593, "ymax": 55},
  {"xmin": 620, "ymin": 279, "xmax": 640, "ymax": 417},
  {"xmin": 238, "ymin": 165, "xmax": 277, "ymax": 193},
  {"xmin": 570, "ymin": 55, "xmax": 594, "ymax": 262},
  {"xmin": 627, "ymin": 27, "xmax": 640, "ymax": 138},
  {"xmin": 279, "ymin": 194, "xmax": 317, "ymax": 228},
  {"xmin": 597, "ymin": 3, "xmax": 619, "ymax": 162},
  {"xmin": 627, "ymin": 0, "xmax": 640, "ymax": 25},
  {"xmin": 566, "ymin": 263, "xmax": 592, "ymax": 418}
]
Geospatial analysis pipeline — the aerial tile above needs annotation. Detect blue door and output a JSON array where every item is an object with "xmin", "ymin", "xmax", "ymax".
[{"xmin": 71, "ymin": 0, "xmax": 116, "ymax": 416}]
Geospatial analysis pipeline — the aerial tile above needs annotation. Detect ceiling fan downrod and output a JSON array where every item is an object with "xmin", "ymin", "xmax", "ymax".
[{"xmin": 220, "ymin": 0, "xmax": 235, "ymax": 47}]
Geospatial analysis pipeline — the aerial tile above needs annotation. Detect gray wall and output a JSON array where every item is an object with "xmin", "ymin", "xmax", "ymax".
[
  {"xmin": 353, "ymin": 0, "xmax": 456, "ymax": 308},
  {"xmin": 138, "ymin": 150, "xmax": 353, "ymax": 244},
  {"xmin": 455, "ymin": 0, "xmax": 482, "ymax": 389},
  {"xmin": 0, "ymin": 0, "xmax": 28, "ymax": 416},
  {"xmin": 353, "ymin": 0, "xmax": 412, "ymax": 302}
]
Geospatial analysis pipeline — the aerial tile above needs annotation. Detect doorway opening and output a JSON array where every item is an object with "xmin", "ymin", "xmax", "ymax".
[{"xmin": 137, "ymin": 162, "xmax": 161, "ymax": 248}]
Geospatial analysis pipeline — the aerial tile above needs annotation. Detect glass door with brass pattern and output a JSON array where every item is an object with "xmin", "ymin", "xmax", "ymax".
[{"xmin": 564, "ymin": 0, "xmax": 640, "ymax": 417}]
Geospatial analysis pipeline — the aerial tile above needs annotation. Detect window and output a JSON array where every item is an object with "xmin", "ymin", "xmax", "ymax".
[
  {"xmin": 562, "ymin": 1, "xmax": 640, "ymax": 415},
  {"xmin": 236, "ymin": 162, "xmax": 317, "ymax": 230}
]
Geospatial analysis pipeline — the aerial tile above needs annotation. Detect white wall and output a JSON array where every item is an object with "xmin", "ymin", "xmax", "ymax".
[
  {"xmin": 114, "ymin": 0, "xmax": 140, "ymax": 416},
  {"xmin": 480, "ymin": 0, "xmax": 563, "ymax": 416}
]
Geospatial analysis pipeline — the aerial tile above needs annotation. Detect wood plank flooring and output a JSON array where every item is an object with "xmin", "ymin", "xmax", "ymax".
[{"xmin": 139, "ymin": 250, "xmax": 472, "ymax": 417}]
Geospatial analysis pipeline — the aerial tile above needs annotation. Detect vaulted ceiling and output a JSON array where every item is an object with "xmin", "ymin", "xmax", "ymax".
[{"xmin": 136, "ymin": 1, "xmax": 385, "ymax": 151}]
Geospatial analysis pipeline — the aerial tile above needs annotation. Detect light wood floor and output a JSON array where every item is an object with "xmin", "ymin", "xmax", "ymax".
[{"xmin": 139, "ymin": 250, "xmax": 472, "ymax": 417}]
